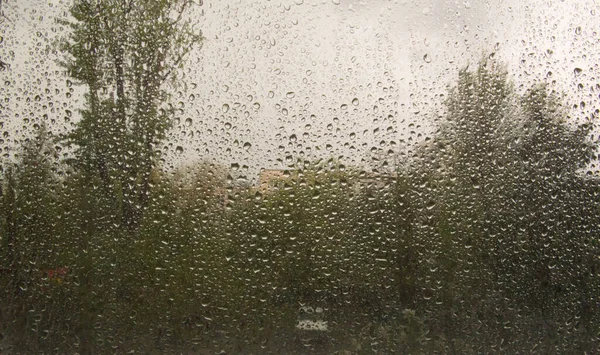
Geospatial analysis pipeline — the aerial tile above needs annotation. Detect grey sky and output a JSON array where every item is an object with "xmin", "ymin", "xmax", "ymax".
[{"xmin": 1, "ymin": 0, "xmax": 598, "ymax": 180}]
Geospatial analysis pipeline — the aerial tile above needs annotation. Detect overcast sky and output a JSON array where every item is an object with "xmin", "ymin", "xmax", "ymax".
[{"xmin": 1, "ymin": 0, "xmax": 598, "ymax": 180}]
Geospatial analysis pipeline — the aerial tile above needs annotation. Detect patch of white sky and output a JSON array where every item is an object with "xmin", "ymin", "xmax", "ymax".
[
  {"xmin": 0, "ymin": 0, "xmax": 598, "ymax": 180},
  {"xmin": 168, "ymin": 0, "xmax": 404, "ymax": 181},
  {"xmin": 0, "ymin": 0, "xmax": 72, "ymax": 161}
]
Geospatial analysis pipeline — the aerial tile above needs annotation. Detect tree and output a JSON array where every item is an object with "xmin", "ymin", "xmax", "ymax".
[
  {"xmin": 0, "ymin": 124, "xmax": 69, "ymax": 350},
  {"xmin": 517, "ymin": 84, "xmax": 593, "ymax": 178},
  {"xmin": 418, "ymin": 56, "xmax": 600, "ymax": 342},
  {"xmin": 2, "ymin": 124, "xmax": 59, "ymax": 287},
  {"xmin": 59, "ymin": 0, "xmax": 203, "ymax": 229},
  {"xmin": 440, "ymin": 57, "xmax": 514, "ymax": 199},
  {"xmin": 426, "ymin": 59, "xmax": 515, "ymax": 309},
  {"xmin": 501, "ymin": 84, "xmax": 598, "ymax": 324}
]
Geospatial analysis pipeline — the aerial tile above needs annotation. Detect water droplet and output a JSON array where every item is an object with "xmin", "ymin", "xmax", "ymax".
[
  {"xmin": 289, "ymin": 134, "xmax": 297, "ymax": 142},
  {"xmin": 176, "ymin": 146, "xmax": 184, "ymax": 154},
  {"xmin": 352, "ymin": 98, "xmax": 359, "ymax": 106},
  {"xmin": 332, "ymin": 0, "xmax": 340, "ymax": 4},
  {"xmin": 243, "ymin": 142, "xmax": 252, "ymax": 151},
  {"xmin": 423, "ymin": 54, "xmax": 431, "ymax": 63},
  {"xmin": 286, "ymin": 92, "xmax": 296, "ymax": 98},
  {"xmin": 222, "ymin": 104, "xmax": 230, "ymax": 113},
  {"xmin": 184, "ymin": 118, "xmax": 193, "ymax": 127},
  {"xmin": 574, "ymin": 68, "xmax": 583, "ymax": 77},
  {"xmin": 575, "ymin": 26, "xmax": 582, "ymax": 35}
]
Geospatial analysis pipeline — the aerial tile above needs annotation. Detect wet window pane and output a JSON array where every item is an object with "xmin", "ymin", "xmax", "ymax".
[{"xmin": 1, "ymin": 0, "xmax": 599, "ymax": 353}]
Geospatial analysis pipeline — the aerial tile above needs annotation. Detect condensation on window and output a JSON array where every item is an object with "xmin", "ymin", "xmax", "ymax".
[{"xmin": 0, "ymin": 0, "xmax": 599, "ymax": 353}]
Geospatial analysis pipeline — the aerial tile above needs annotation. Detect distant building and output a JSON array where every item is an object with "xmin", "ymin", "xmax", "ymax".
[
  {"xmin": 257, "ymin": 169, "xmax": 296, "ymax": 193},
  {"xmin": 356, "ymin": 171, "xmax": 398, "ymax": 191},
  {"xmin": 255, "ymin": 168, "xmax": 398, "ymax": 195}
]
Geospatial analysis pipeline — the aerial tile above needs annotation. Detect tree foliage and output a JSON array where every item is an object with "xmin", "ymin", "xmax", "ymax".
[{"xmin": 59, "ymin": 0, "xmax": 203, "ymax": 229}]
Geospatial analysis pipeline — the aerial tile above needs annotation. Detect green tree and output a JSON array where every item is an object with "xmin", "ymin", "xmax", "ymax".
[
  {"xmin": 0, "ymin": 124, "xmax": 70, "ymax": 351},
  {"xmin": 9, "ymin": 124, "xmax": 59, "ymax": 287},
  {"xmin": 412, "ymin": 59, "xmax": 516, "ymax": 333},
  {"xmin": 517, "ymin": 84, "xmax": 593, "ymax": 178},
  {"xmin": 500, "ymin": 84, "xmax": 598, "ymax": 328},
  {"xmin": 59, "ymin": 0, "xmax": 203, "ymax": 229},
  {"xmin": 414, "ymin": 57, "xmax": 600, "ymax": 348}
]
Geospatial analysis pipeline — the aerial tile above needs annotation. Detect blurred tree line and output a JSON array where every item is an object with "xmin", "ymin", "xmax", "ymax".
[{"xmin": 0, "ymin": 1, "xmax": 599, "ymax": 353}]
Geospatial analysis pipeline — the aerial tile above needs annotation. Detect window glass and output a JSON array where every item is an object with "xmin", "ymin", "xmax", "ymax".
[{"xmin": 0, "ymin": 0, "xmax": 599, "ymax": 353}]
